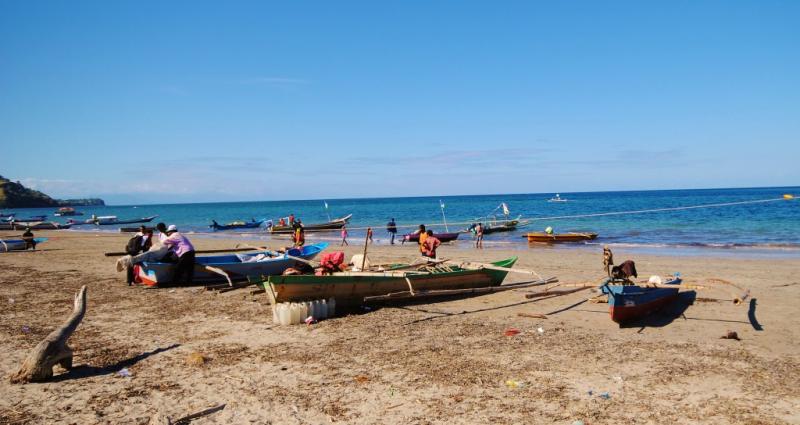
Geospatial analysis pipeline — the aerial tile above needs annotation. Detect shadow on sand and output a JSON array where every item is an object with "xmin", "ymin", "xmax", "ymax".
[{"xmin": 50, "ymin": 344, "xmax": 180, "ymax": 382}]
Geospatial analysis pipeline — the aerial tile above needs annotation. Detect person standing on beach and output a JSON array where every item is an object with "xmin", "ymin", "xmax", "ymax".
[
  {"xmin": 417, "ymin": 225, "xmax": 428, "ymax": 255},
  {"xmin": 289, "ymin": 214, "xmax": 295, "ymax": 225},
  {"xmin": 21, "ymin": 227, "xmax": 36, "ymax": 250},
  {"xmin": 367, "ymin": 227, "xmax": 374, "ymax": 244},
  {"xmin": 293, "ymin": 220, "xmax": 305, "ymax": 247},
  {"xmin": 422, "ymin": 230, "xmax": 441, "ymax": 259},
  {"xmin": 340, "ymin": 225, "xmax": 349, "ymax": 246},
  {"xmin": 386, "ymin": 218, "xmax": 397, "ymax": 245},
  {"xmin": 475, "ymin": 222, "xmax": 484, "ymax": 249},
  {"xmin": 162, "ymin": 225, "xmax": 196, "ymax": 285}
]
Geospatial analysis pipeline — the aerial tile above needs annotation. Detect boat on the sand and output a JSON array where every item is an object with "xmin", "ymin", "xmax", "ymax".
[
  {"xmin": 135, "ymin": 243, "xmax": 328, "ymax": 287},
  {"xmin": 255, "ymin": 256, "xmax": 518, "ymax": 308},
  {"xmin": 525, "ymin": 232, "xmax": 597, "ymax": 243},
  {"xmin": 0, "ymin": 238, "xmax": 48, "ymax": 252},
  {"xmin": 601, "ymin": 277, "xmax": 682, "ymax": 324},
  {"xmin": 268, "ymin": 214, "xmax": 352, "ymax": 234},
  {"xmin": 3, "ymin": 215, "xmax": 47, "ymax": 222}
]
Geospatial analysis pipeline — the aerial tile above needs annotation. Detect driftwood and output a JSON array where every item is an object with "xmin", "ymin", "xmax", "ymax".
[{"xmin": 10, "ymin": 285, "xmax": 87, "ymax": 383}]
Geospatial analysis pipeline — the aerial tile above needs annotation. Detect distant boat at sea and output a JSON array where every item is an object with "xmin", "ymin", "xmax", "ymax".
[
  {"xmin": 210, "ymin": 219, "xmax": 265, "ymax": 231},
  {"xmin": 547, "ymin": 194, "xmax": 568, "ymax": 202}
]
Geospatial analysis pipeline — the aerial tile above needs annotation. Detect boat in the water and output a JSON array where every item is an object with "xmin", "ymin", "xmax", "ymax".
[
  {"xmin": 268, "ymin": 214, "xmax": 352, "ymax": 234},
  {"xmin": 547, "ymin": 194, "xmax": 568, "ymax": 202},
  {"xmin": 68, "ymin": 215, "xmax": 159, "ymax": 226},
  {"xmin": 210, "ymin": 219, "xmax": 265, "ymax": 231},
  {"xmin": 135, "ymin": 243, "xmax": 328, "ymax": 287},
  {"xmin": 601, "ymin": 277, "xmax": 682, "ymax": 324},
  {"xmin": 54, "ymin": 207, "xmax": 83, "ymax": 217},
  {"xmin": 0, "ymin": 238, "xmax": 48, "ymax": 252},
  {"xmin": 3, "ymin": 215, "xmax": 47, "ymax": 222},
  {"xmin": 467, "ymin": 203, "xmax": 522, "ymax": 235},
  {"xmin": 256, "ymin": 256, "xmax": 518, "ymax": 308},
  {"xmin": 525, "ymin": 232, "xmax": 597, "ymax": 243},
  {"xmin": 402, "ymin": 231, "xmax": 460, "ymax": 243}
]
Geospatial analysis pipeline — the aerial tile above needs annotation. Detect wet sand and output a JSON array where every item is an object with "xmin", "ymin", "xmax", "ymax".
[{"xmin": 1, "ymin": 230, "xmax": 798, "ymax": 424}]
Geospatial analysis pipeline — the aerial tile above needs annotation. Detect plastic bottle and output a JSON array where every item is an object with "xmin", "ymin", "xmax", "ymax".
[
  {"xmin": 308, "ymin": 300, "xmax": 317, "ymax": 319},
  {"xmin": 318, "ymin": 299, "xmax": 328, "ymax": 319},
  {"xmin": 328, "ymin": 298, "xmax": 336, "ymax": 317},
  {"xmin": 291, "ymin": 303, "xmax": 304, "ymax": 324},
  {"xmin": 278, "ymin": 303, "xmax": 291, "ymax": 326}
]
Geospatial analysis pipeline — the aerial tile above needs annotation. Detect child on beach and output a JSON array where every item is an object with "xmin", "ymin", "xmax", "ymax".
[
  {"xmin": 341, "ymin": 226, "xmax": 349, "ymax": 246},
  {"xmin": 367, "ymin": 227, "xmax": 374, "ymax": 244},
  {"xmin": 475, "ymin": 222, "xmax": 484, "ymax": 249}
]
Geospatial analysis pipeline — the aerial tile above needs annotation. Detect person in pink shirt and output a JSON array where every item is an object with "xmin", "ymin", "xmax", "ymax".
[
  {"xmin": 340, "ymin": 226, "xmax": 349, "ymax": 246},
  {"xmin": 162, "ymin": 225, "xmax": 196, "ymax": 285}
]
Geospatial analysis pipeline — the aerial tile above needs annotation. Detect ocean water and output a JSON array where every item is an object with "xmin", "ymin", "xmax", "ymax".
[{"xmin": 3, "ymin": 187, "xmax": 799, "ymax": 256}]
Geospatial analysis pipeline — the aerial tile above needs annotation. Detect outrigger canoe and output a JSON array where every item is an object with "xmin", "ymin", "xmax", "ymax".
[
  {"xmin": 0, "ymin": 238, "xmax": 47, "ymax": 252},
  {"xmin": 601, "ymin": 277, "xmax": 682, "ymax": 324},
  {"xmin": 402, "ymin": 231, "xmax": 461, "ymax": 243},
  {"xmin": 0, "ymin": 222, "xmax": 71, "ymax": 230},
  {"xmin": 525, "ymin": 232, "xmax": 598, "ymax": 243},
  {"xmin": 135, "ymin": 243, "xmax": 328, "ymax": 287},
  {"xmin": 54, "ymin": 207, "xmax": 83, "ymax": 216},
  {"xmin": 269, "ymin": 214, "xmax": 352, "ymax": 234},
  {"xmin": 210, "ymin": 219, "xmax": 265, "ymax": 231},
  {"xmin": 482, "ymin": 220, "xmax": 520, "ymax": 234},
  {"xmin": 69, "ymin": 215, "xmax": 159, "ymax": 225},
  {"xmin": 255, "ymin": 256, "xmax": 518, "ymax": 308},
  {"xmin": 3, "ymin": 215, "xmax": 47, "ymax": 222}
]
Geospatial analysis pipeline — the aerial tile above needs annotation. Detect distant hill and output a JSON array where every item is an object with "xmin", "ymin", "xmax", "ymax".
[{"xmin": 0, "ymin": 175, "xmax": 105, "ymax": 208}]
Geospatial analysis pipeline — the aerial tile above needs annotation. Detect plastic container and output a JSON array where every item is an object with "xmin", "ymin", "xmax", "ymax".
[
  {"xmin": 272, "ymin": 305, "xmax": 279, "ymax": 324},
  {"xmin": 328, "ymin": 298, "xmax": 336, "ymax": 317},
  {"xmin": 318, "ymin": 299, "xmax": 328, "ymax": 319},
  {"xmin": 278, "ymin": 303, "xmax": 291, "ymax": 325}
]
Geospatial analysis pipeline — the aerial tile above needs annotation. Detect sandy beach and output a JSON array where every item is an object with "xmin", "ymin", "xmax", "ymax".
[{"xmin": 1, "ymin": 230, "xmax": 798, "ymax": 424}]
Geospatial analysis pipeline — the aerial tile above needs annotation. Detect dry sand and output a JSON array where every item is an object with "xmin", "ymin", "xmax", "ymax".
[{"xmin": 1, "ymin": 230, "xmax": 799, "ymax": 424}]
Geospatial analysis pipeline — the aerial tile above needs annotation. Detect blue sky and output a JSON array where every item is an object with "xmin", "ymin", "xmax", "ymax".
[{"xmin": 1, "ymin": 1, "xmax": 798, "ymax": 204}]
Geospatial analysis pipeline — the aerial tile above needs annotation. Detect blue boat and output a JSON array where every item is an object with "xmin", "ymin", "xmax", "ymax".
[
  {"xmin": 601, "ymin": 277, "xmax": 682, "ymax": 324},
  {"xmin": 0, "ymin": 238, "xmax": 48, "ymax": 252},
  {"xmin": 210, "ymin": 219, "xmax": 264, "ymax": 231},
  {"xmin": 3, "ymin": 215, "xmax": 47, "ymax": 222},
  {"xmin": 135, "ymin": 242, "xmax": 328, "ymax": 286}
]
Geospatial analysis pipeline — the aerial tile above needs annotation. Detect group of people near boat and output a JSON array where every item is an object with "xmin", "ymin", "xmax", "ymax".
[{"xmin": 118, "ymin": 222, "xmax": 196, "ymax": 286}]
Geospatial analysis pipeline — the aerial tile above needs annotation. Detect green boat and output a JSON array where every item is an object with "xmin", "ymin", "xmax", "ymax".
[{"xmin": 251, "ymin": 256, "xmax": 519, "ymax": 308}]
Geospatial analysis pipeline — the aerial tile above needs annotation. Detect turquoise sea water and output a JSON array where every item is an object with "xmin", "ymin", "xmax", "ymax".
[{"xmin": 3, "ymin": 187, "xmax": 799, "ymax": 256}]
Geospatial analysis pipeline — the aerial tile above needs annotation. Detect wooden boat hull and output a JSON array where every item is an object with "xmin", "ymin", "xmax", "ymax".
[
  {"xmin": 3, "ymin": 215, "xmax": 47, "ymax": 222},
  {"xmin": 0, "ymin": 238, "xmax": 47, "ymax": 252},
  {"xmin": 0, "ymin": 222, "xmax": 71, "ymax": 230},
  {"xmin": 136, "ymin": 243, "xmax": 328, "ymax": 287},
  {"xmin": 601, "ymin": 281, "xmax": 680, "ymax": 324},
  {"xmin": 259, "ymin": 257, "xmax": 518, "ymax": 307},
  {"xmin": 402, "ymin": 232, "xmax": 461, "ymax": 243},
  {"xmin": 69, "ymin": 215, "xmax": 159, "ymax": 225},
  {"xmin": 269, "ymin": 214, "xmax": 352, "ymax": 234},
  {"xmin": 482, "ymin": 220, "xmax": 519, "ymax": 234},
  {"xmin": 210, "ymin": 220, "xmax": 264, "ymax": 231},
  {"xmin": 525, "ymin": 232, "xmax": 597, "ymax": 243}
]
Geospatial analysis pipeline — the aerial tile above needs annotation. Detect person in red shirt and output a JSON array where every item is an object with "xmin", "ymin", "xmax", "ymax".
[{"xmin": 422, "ymin": 230, "xmax": 441, "ymax": 259}]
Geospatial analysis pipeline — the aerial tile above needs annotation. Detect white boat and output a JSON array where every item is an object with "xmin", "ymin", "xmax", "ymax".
[{"xmin": 547, "ymin": 194, "xmax": 568, "ymax": 202}]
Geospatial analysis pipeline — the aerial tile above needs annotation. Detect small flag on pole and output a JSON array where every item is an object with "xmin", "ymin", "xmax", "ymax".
[
  {"xmin": 440, "ymin": 200, "xmax": 445, "ymax": 209},
  {"xmin": 324, "ymin": 201, "xmax": 329, "ymax": 209},
  {"xmin": 502, "ymin": 202, "xmax": 510, "ymax": 216}
]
